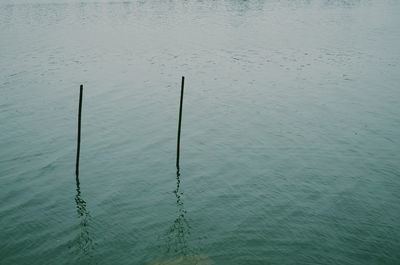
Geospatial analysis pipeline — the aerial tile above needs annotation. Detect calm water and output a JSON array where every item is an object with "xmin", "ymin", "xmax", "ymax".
[{"xmin": 1, "ymin": 1, "xmax": 400, "ymax": 264}]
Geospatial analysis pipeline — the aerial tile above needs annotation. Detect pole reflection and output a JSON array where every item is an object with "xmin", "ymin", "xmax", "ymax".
[
  {"xmin": 150, "ymin": 168, "xmax": 211, "ymax": 265},
  {"xmin": 74, "ymin": 174, "xmax": 93, "ymax": 255},
  {"xmin": 164, "ymin": 168, "xmax": 192, "ymax": 255}
]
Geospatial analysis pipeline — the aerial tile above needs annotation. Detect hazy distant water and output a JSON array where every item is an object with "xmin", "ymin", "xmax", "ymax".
[{"xmin": 1, "ymin": 1, "xmax": 400, "ymax": 264}]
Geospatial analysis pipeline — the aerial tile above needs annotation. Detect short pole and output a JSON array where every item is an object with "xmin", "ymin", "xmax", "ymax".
[
  {"xmin": 76, "ymin": 84, "xmax": 83, "ymax": 176},
  {"xmin": 176, "ymin": 76, "xmax": 185, "ymax": 169}
]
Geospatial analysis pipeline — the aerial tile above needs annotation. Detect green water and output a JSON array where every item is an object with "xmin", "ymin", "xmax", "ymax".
[{"xmin": 1, "ymin": 1, "xmax": 400, "ymax": 264}]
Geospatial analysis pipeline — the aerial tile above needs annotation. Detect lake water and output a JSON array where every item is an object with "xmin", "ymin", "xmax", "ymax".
[{"xmin": 1, "ymin": 1, "xmax": 400, "ymax": 264}]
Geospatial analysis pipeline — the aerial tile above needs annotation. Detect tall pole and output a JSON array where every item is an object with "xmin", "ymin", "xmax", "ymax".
[
  {"xmin": 176, "ymin": 76, "xmax": 185, "ymax": 169},
  {"xmin": 76, "ymin": 84, "xmax": 83, "ymax": 176}
]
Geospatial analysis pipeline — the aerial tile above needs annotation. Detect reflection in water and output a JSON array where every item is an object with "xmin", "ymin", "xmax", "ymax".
[
  {"xmin": 164, "ymin": 168, "xmax": 192, "ymax": 255},
  {"xmin": 74, "ymin": 175, "xmax": 93, "ymax": 256},
  {"xmin": 149, "ymin": 169, "xmax": 211, "ymax": 265}
]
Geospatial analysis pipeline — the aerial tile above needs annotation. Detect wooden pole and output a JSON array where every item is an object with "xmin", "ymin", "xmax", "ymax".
[
  {"xmin": 76, "ymin": 84, "xmax": 83, "ymax": 176},
  {"xmin": 176, "ymin": 76, "xmax": 185, "ymax": 169}
]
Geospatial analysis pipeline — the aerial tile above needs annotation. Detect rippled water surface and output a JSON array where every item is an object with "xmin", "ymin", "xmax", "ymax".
[{"xmin": 1, "ymin": 1, "xmax": 400, "ymax": 264}]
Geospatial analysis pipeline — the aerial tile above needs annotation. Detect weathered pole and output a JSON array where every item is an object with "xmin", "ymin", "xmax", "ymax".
[
  {"xmin": 176, "ymin": 76, "xmax": 185, "ymax": 169},
  {"xmin": 76, "ymin": 84, "xmax": 83, "ymax": 176}
]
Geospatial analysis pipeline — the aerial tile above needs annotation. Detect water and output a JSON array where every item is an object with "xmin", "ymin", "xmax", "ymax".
[{"xmin": 1, "ymin": 1, "xmax": 400, "ymax": 264}]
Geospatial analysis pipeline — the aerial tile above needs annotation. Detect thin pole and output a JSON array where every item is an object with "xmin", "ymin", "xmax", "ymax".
[
  {"xmin": 176, "ymin": 76, "xmax": 185, "ymax": 169},
  {"xmin": 76, "ymin": 84, "xmax": 83, "ymax": 176}
]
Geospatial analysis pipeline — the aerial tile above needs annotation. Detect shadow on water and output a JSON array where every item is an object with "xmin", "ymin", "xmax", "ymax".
[{"xmin": 74, "ymin": 174, "xmax": 94, "ymax": 258}]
